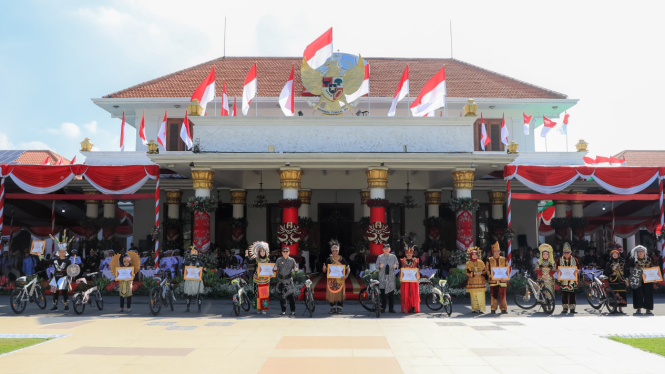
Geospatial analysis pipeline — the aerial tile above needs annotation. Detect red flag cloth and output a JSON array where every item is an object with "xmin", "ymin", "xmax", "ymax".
[
  {"xmin": 583, "ymin": 157, "xmax": 596, "ymax": 164},
  {"xmin": 120, "ymin": 111, "xmax": 125, "ymax": 151},
  {"xmin": 523, "ymin": 113, "xmax": 533, "ymax": 136},
  {"xmin": 480, "ymin": 113, "xmax": 491, "ymax": 150},
  {"xmin": 500, "ymin": 113, "xmax": 509, "ymax": 145},
  {"xmin": 157, "ymin": 111, "xmax": 167, "ymax": 148},
  {"xmin": 138, "ymin": 108, "xmax": 147, "ymax": 145},
  {"xmin": 410, "ymin": 67, "xmax": 445, "ymax": 116},
  {"xmin": 221, "ymin": 80, "xmax": 229, "ymax": 116},
  {"xmin": 190, "ymin": 67, "xmax": 216, "ymax": 116},
  {"xmin": 388, "ymin": 65, "xmax": 409, "ymax": 117},
  {"xmin": 595, "ymin": 156, "xmax": 610, "ymax": 164},
  {"xmin": 540, "ymin": 116, "xmax": 557, "ymax": 137},
  {"xmin": 242, "ymin": 64, "xmax": 257, "ymax": 115},
  {"xmin": 303, "ymin": 28, "xmax": 333, "ymax": 69},
  {"xmin": 54, "ymin": 157, "xmax": 63, "ymax": 166},
  {"xmin": 232, "ymin": 97, "xmax": 237, "ymax": 116},
  {"xmin": 180, "ymin": 111, "xmax": 193, "ymax": 150},
  {"xmin": 70, "ymin": 156, "xmax": 76, "ymax": 164},
  {"xmin": 40, "ymin": 156, "xmax": 50, "ymax": 165},
  {"xmin": 278, "ymin": 65, "xmax": 295, "ymax": 116},
  {"xmin": 610, "ymin": 156, "xmax": 625, "ymax": 165}
]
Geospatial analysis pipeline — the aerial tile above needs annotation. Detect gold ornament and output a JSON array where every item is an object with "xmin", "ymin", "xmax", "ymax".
[
  {"xmin": 366, "ymin": 168, "xmax": 388, "ymax": 189},
  {"xmin": 425, "ymin": 190, "xmax": 442, "ymax": 205},
  {"xmin": 84, "ymin": 191, "xmax": 100, "ymax": 205},
  {"xmin": 166, "ymin": 190, "xmax": 183, "ymax": 204},
  {"xmin": 102, "ymin": 199, "xmax": 116, "ymax": 205},
  {"xmin": 300, "ymin": 55, "xmax": 366, "ymax": 116},
  {"xmin": 80, "ymin": 138, "xmax": 93, "ymax": 152},
  {"xmin": 452, "ymin": 170, "xmax": 475, "ymax": 190},
  {"xmin": 191, "ymin": 170, "xmax": 215, "ymax": 190},
  {"xmin": 570, "ymin": 191, "xmax": 585, "ymax": 205},
  {"xmin": 575, "ymin": 139, "xmax": 588, "ymax": 152},
  {"xmin": 463, "ymin": 99, "xmax": 478, "ymax": 117},
  {"xmin": 188, "ymin": 99, "xmax": 203, "ymax": 116},
  {"xmin": 147, "ymin": 140, "xmax": 159, "ymax": 154},
  {"xmin": 230, "ymin": 189, "xmax": 247, "ymax": 204},
  {"xmin": 553, "ymin": 191, "xmax": 568, "ymax": 206},
  {"xmin": 279, "ymin": 168, "xmax": 302, "ymax": 190},
  {"xmin": 488, "ymin": 191, "xmax": 506, "ymax": 205},
  {"xmin": 507, "ymin": 141, "xmax": 519, "ymax": 154},
  {"xmin": 360, "ymin": 190, "xmax": 370, "ymax": 205},
  {"xmin": 298, "ymin": 190, "xmax": 312, "ymax": 205}
]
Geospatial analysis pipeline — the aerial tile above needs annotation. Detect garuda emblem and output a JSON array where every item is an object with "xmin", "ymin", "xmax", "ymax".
[
  {"xmin": 277, "ymin": 222, "xmax": 301, "ymax": 245},
  {"xmin": 365, "ymin": 221, "xmax": 391, "ymax": 244},
  {"xmin": 301, "ymin": 55, "xmax": 366, "ymax": 116}
]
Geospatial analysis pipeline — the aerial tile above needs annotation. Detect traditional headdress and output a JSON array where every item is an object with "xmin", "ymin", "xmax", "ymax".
[
  {"xmin": 188, "ymin": 245, "xmax": 199, "ymax": 256},
  {"xmin": 562, "ymin": 242, "xmax": 572, "ymax": 253},
  {"xmin": 402, "ymin": 232, "xmax": 417, "ymax": 254},
  {"xmin": 538, "ymin": 244, "xmax": 553, "ymax": 265},
  {"xmin": 630, "ymin": 245, "xmax": 647, "ymax": 261},
  {"xmin": 466, "ymin": 246, "xmax": 480, "ymax": 261},
  {"xmin": 110, "ymin": 251, "xmax": 140, "ymax": 278},
  {"xmin": 248, "ymin": 241, "xmax": 269, "ymax": 259},
  {"xmin": 49, "ymin": 230, "xmax": 74, "ymax": 252},
  {"xmin": 491, "ymin": 241, "xmax": 500, "ymax": 252},
  {"xmin": 329, "ymin": 239, "xmax": 340, "ymax": 251}
]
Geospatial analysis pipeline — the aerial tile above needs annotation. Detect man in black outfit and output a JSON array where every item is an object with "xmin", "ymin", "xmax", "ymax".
[{"xmin": 50, "ymin": 244, "xmax": 71, "ymax": 312}]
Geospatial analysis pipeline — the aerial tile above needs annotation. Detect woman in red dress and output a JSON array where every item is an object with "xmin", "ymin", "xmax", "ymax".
[{"xmin": 400, "ymin": 234, "xmax": 421, "ymax": 313}]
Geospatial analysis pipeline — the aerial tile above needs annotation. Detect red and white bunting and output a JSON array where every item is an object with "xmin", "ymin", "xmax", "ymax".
[
  {"xmin": 480, "ymin": 113, "xmax": 491, "ymax": 151},
  {"xmin": 540, "ymin": 116, "xmax": 557, "ymax": 137},
  {"xmin": 190, "ymin": 67, "xmax": 216, "ymax": 116},
  {"xmin": 303, "ymin": 28, "xmax": 333, "ymax": 69},
  {"xmin": 242, "ymin": 63, "xmax": 257, "ymax": 116},
  {"xmin": 410, "ymin": 67, "xmax": 446, "ymax": 117},
  {"xmin": 278, "ymin": 65, "xmax": 295, "ymax": 116},
  {"xmin": 523, "ymin": 113, "xmax": 532, "ymax": 135},
  {"xmin": 70, "ymin": 156, "xmax": 76, "ymax": 164},
  {"xmin": 157, "ymin": 111, "xmax": 167, "ymax": 149},
  {"xmin": 344, "ymin": 63, "xmax": 370, "ymax": 104},
  {"xmin": 54, "ymin": 157, "xmax": 63, "ymax": 166},
  {"xmin": 388, "ymin": 66, "xmax": 409, "ymax": 117},
  {"xmin": 180, "ymin": 111, "xmax": 193, "ymax": 150},
  {"xmin": 221, "ymin": 80, "xmax": 229, "ymax": 116},
  {"xmin": 40, "ymin": 156, "xmax": 50, "ymax": 165},
  {"xmin": 120, "ymin": 111, "xmax": 126, "ymax": 151},
  {"xmin": 500, "ymin": 113, "xmax": 509, "ymax": 145},
  {"xmin": 559, "ymin": 112, "xmax": 569, "ymax": 135}
]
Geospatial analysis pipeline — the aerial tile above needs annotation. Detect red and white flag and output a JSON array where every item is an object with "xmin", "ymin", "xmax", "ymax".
[
  {"xmin": 559, "ymin": 112, "xmax": 569, "ymax": 135},
  {"xmin": 388, "ymin": 66, "xmax": 409, "ymax": 117},
  {"xmin": 157, "ymin": 111, "xmax": 167, "ymax": 149},
  {"xmin": 54, "ymin": 157, "xmax": 63, "ymax": 165},
  {"xmin": 610, "ymin": 156, "xmax": 626, "ymax": 165},
  {"xmin": 180, "ymin": 111, "xmax": 193, "ymax": 150},
  {"xmin": 70, "ymin": 156, "xmax": 76, "ymax": 164},
  {"xmin": 138, "ymin": 108, "xmax": 147, "ymax": 145},
  {"xmin": 40, "ymin": 156, "xmax": 50, "ymax": 165},
  {"xmin": 190, "ymin": 67, "xmax": 216, "ymax": 116},
  {"xmin": 540, "ymin": 116, "xmax": 557, "ymax": 137},
  {"xmin": 278, "ymin": 65, "xmax": 295, "ymax": 116},
  {"xmin": 583, "ymin": 156, "xmax": 596, "ymax": 164},
  {"xmin": 595, "ymin": 155, "xmax": 610, "ymax": 164},
  {"xmin": 410, "ymin": 67, "xmax": 446, "ymax": 117},
  {"xmin": 500, "ymin": 113, "xmax": 509, "ymax": 145},
  {"xmin": 232, "ymin": 97, "xmax": 237, "ymax": 116},
  {"xmin": 523, "ymin": 113, "xmax": 532, "ymax": 135},
  {"xmin": 480, "ymin": 113, "xmax": 491, "ymax": 150},
  {"xmin": 120, "ymin": 111, "xmax": 126, "ymax": 151},
  {"xmin": 242, "ymin": 63, "xmax": 257, "ymax": 116},
  {"xmin": 303, "ymin": 28, "xmax": 333, "ymax": 69},
  {"xmin": 344, "ymin": 63, "xmax": 370, "ymax": 105},
  {"xmin": 221, "ymin": 81, "xmax": 229, "ymax": 116}
]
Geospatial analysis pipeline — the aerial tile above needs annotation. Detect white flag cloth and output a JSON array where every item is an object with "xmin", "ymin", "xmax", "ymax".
[
  {"xmin": 559, "ymin": 112, "xmax": 569, "ymax": 135},
  {"xmin": 410, "ymin": 67, "xmax": 446, "ymax": 117},
  {"xmin": 190, "ymin": 67, "xmax": 216, "ymax": 116},
  {"xmin": 120, "ymin": 111, "xmax": 126, "ymax": 151},
  {"xmin": 388, "ymin": 66, "xmax": 409, "ymax": 117},
  {"xmin": 157, "ymin": 111, "xmax": 167, "ymax": 149},
  {"xmin": 180, "ymin": 111, "xmax": 193, "ymax": 150},
  {"xmin": 221, "ymin": 81, "xmax": 229, "ymax": 116},
  {"xmin": 303, "ymin": 28, "xmax": 333, "ymax": 70},
  {"xmin": 138, "ymin": 108, "xmax": 147, "ymax": 146},
  {"xmin": 540, "ymin": 116, "xmax": 557, "ymax": 137},
  {"xmin": 278, "ymin": 65, "xmax": 295, "ymax": 116},
  {"xmin": 523, "ymin": 113, "xmax": 532, "ymax": 135},
  {"xmin": 480, "ymin": 113, "xmax": 491, "ymax": 151},
  {"xmin": 500, "ymin": 113, "xmax": 509, "ymax": 146},
  {"xmin": 242, "ymin": 64, "xmax": 257, "ymax": 116}
]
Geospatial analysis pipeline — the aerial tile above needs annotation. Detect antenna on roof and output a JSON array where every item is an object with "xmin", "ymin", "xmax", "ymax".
[
  {"xmin": 224, "ymin": 16, "xmax": 227, "ymax": 58},
  {"xmin": 450, "ymin": 20, "xmax": 453, "ymax": 59}
]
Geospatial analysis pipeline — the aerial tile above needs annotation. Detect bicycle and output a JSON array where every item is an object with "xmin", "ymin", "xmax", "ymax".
[
  {"xmin": 514, "ymin": 271, "xmax": 555, "ymax": 314},
  {"xmin": 358, "ymin": 270, "xmax": 381, "ymax": 318},
  {"xmin": 302, "ymin": 276, "xmax": 316, "ymax": 317},
  {"xmin": 72, "ymin": 272, "xmax": 104, "ymax": 315},
  {"xmin": 148, "ymin": 271, "xmax": 175, "ymax": 316},
  {"xmin": 10, "ymin": 272, "xmax": 47, "ymax": 314},
  {"xmin": 424, "ymin": 273, "xmax": 453, "ymax": 316},
  {"xmin": 583, "ymin": 271, "xmax": 617, "ymax": 314},
  {"xmin": 232, "ymin": 278, "xmax": 250, "ymax": 316}
]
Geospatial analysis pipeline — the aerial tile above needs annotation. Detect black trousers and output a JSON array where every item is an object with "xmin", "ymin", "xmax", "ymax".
[
  {"xmin": 561, "ymin": 291, "xmax": 577, "ymax": 308},
  {"xmin": 329, "ymin": 301, "xmax": 344, "ymax": 307},
  {"xmin": 633, "ymin": 283, "xmax": 654, "ymax": 310},
  {"xmin": 53, "ymin": 289, "xmax": 68, "ymax": 304},
  {"xmin": 280, "ymin": 294, "xmax": 296, "ymax": 313},
  {"xmin": 120, "ymin": 296, "xmax": 132, "ymax": 308},
  {"xmin": 380, "ymin": 289, "xmax": 394, "ymax": 311}
]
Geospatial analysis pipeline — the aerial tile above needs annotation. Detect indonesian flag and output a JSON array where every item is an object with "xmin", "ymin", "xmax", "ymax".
[
  {"xmin": 480, "ymin": 113, "xmax": 491, "ymax": 151},
  {"xmin": 120, "ymin": 111, "xmax": 126, "ymax": 151},
  {"xmin": 278, "ymin": 65, "xmax": 295, "ymax": 116},
  {"xmin": 138, "ymin": 108, "xmax": 147, "ymax": 145},
  {"xmin": 54, "ymin": 157, "xmax": 63, "ymax": 165},
  {"xmin": 221, "ymin": 81, "xmax": 229, "ymax": 116},
  {"xmin": 70, "ymin": 156, "xmax": 77, "ymax": 164},
  {"xmin": 583, "ymin": 156, "xmax": 596, "ymax": 164},
  {"xmin": 388, "ymin": 66, "xmax": 409, "ymax": 117},
  {"xmin": 559, "ymin": 112, "xmax": 569, "ymax": 135},
  {"xmin": 40, "ymin": 156, "xmax": 50, "ymax": 165},
  {"xmin": 344, "ymin": 63, "xmax": 370, "ymax": 105},
  {"xmin": 500, "ymin": 113, "xmax": 509, "ymax": 145},
  {"xmin": 610, "ymin": 156, "xmax": 626, "ymax": 165},
  {"xmin": 180, "ymin": 111, "xmax": 193, "ymax": 150},
  {"xmin": 303, "ymin": 28, "xmax": 333, "ymax": 69},
  {"xmin": 540, "ymin": 116, "xmax": 557, "ymax": 137},
  {"xmin": 157, "ymin": 111, "xmax": 167, "ymax": 149},
  {"xmin": 242, "ymin": 63, "xmax": 257, "ymax": 116},
  {"xmin": 232, "ymin": 97, "xmax": 237, "ymax": 116},
  {"xmin": 523, "ymin": 113, "xmax": 532, "ymax": 135},
  {"xmin": 190, "ymin": 67, "xmax": 216, "ymax": 116},
  {"xmin": 410, "ymin": 67, "xmax": 446, "ymax": 117},
  {"xmin": 595, "ymin": 155, "xmax": 610, "ymax": 164}
]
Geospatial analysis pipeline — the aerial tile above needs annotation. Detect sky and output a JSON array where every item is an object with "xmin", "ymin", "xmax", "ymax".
[{"xmin": 1, "ymin": 0, "xmax": 664, "ymax": 160}]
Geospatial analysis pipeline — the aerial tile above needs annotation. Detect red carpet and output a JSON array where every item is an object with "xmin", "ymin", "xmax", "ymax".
[{"xmin": 310, "ymin": 273, "xmax": 362, "ymax": 300}]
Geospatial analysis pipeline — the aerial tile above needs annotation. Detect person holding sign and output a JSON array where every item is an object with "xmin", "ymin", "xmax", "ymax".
[
  {"xmin": 183, "ymin": 246, "xmax": 206, "ymax": 312},
  {"xmin": 466, "ymin": 247, "xmax": 487, "ymax": 314},
  {"xmin": 399, "ymin": 234, "xmax": 420, "ymax": 313},
  {"xmin": 377, "ymin": 243, "xmax": 399, "ymax": 314},
  {"xmin": 486, "ymin": 241, "xmax": 508, "ymax": 314},
  {"xmin": 556, "ymin": 243, "xmax": 580, "ymax": 314},
  {"xmin": 274, "ymin": 248, "xmax": 298, "ymax": 316},
  {"xmin": 245, "ymin": 241, "xmax": 272, "ymax": 314},
  {"xmin": 535, "ymin": 244, "xmax": 556, "ymax": 298},
  {"xmin": 626, "ymin": 245, "xmax": 654, "ymax": 314},
  {"xmin": 322, "ymin": 239, "xmax": 349, "ymax": 314},
  {"xmin": 111, "ymin": 251, "xmax": 140, "ymax": 312},
  {"xmin": 604, "ymin": 249, "xmax": 627, "ymax": 313}
]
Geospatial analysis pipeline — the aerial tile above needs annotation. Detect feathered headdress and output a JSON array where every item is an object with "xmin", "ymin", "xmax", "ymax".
[
  {"xmin": 402, "ymin": 232, "xmax": 417, "ymax": 253},
  {"xmin": 630, "ymin": 245, "xmax": 647, "ymax": 261},
  {"xmin": 49, "ymin": 230, "xmax": 74, "ymax": 252},
  {"xmin": 328, "ymin": 239, "xmax": 340, "ymax": 251},
  {"xmin": 248, "ymin": 241, "xmax": 269, "ymax": 259}
]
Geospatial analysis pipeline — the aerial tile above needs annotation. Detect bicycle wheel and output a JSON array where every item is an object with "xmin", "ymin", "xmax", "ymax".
[
  {"xmin": 425, "ymin": 292, "xmax": 444, "ymax": 311},
  {"xmin": 73, "ymin": 294, "xmax": 86, "ymax": 315},
  {"xmin": 166, "ymin": 289, "xmax": 174, "ymax": 311},
  {"xmin": 306, "ymin": 290, "xmax": 315, "ymax": 317},
  {"xmin": 148, "ymin": 287, "xmax": 161, "ymax": 316},
  {"xmin": 443, "ymin": 295, "xmax": 453, "ymax": 317},
  {"xmin": 604, "ymin": 286, "xmax": 617, "ymax": 314},
  {"xmin": 95, "ymin": 290, "xmax": 104, "ymax": 310},
  {"xmin": 35, "ymin": 286, "xmax": 47, "ymax": 310},
  {"xmin": 586, "ymin": 284, "xmax": 602, "ymax": 310},
  {"xmin": 541, "ymin": 288, "xmax": 555, "ymax": 315},
  {"xmin": 371, "ymin": 288, "xmax": 381, "ymax": 318},
  {"xmin": 514, "ymin": 285, "xmax": 537, "ymax": 310},
  {"xmin": 233, "ymin": 299, "xmax": 240, "ymax": 316},
  {"xmin": 10, "ymin": 289, "xmax": 27, "ymax": 314},
  {"xmin": 358, "ymin": 287, "xmax": 375, "ymax": 312},
  {"xmin": 241, "ymin": 294, "xmax": 250, "ymax": 312}
]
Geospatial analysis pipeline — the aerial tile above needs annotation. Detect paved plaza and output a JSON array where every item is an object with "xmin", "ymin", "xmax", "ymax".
[{"xmin": 1, "ymin": 296, "xmax": 665, "ymax": 374}]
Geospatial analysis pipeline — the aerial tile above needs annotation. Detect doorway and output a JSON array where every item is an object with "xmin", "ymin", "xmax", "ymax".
[{"xmin": 318, "ymin": 203, "xmax": 354, "ymax": 258}]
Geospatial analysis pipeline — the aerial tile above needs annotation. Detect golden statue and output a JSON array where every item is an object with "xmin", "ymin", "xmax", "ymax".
[{"xmin": 301, "ymin": 55, "xmax": 366, "ymax": 116}]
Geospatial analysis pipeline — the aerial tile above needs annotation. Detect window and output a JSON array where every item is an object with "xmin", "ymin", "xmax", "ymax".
[
  {"xmin": 215, "ymin": 203, "xmax": 236, "ymax": 250},
  {"xmin": 386, "ymin": 204, "xmax": 405, "ymax": 250},
  {"xmin": 473, "ymin": 118, "xmax": 505, "ymax": 152},
  {"xmin": 266, "ymin": 203, "xmax": 283, "ymax": 250},
  {"xmin": 165, "ymin": 118, "xmax": 194, "ymax": 151}
]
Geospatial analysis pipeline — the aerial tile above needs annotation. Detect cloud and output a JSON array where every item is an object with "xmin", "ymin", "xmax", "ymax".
[
  {"xmin": 0, "ymin": 132, "xmax": 14, "ymax": 149},
  {"xmin": 19, "ymin": 141, "xmax": 52, "ymax": 151},
  {"xmin": 83, "ymin": 121, "xmax": 98, "ymax": 134},
  {"xmin": 48, "ymin": 122, "xmax": 82, "ymax": 138}
]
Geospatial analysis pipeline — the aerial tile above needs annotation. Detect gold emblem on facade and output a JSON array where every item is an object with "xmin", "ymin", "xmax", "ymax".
[{"xmin": 301, "ymin": 55, "xmax": 366, "ymax": 116}]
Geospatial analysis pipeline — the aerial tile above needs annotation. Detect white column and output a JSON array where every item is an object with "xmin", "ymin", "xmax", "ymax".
[
  {"xmin": 103, "ymin": 201, "xmax": 115, "ymax": 218},
  {"xmin": 626, "ymin": 235, "xmax": 636, "ymax": 250},
  {"xmin": 166, "ymin": 190, "xmax": 182, "ymax": 219},
  {"xmin": 554, "ymin": 193, "xmax": 568, "ymax": 218},
  {"xmin": 488, "ymin": 191, "xmax": 505, "ymax": 219},
  {"xmin": 230, "ymin": 189, "xmax": 246, "ymax": 219},
  {"xmin": 360, "ymin": 189, "xmax": 370, "ymax": 217},
  {"xmin": 425, "ymin": 190, "xmax": 441, "ymax": 217},
  {"xmin": 298, "ymin": 189, "xmax": 312, "ymax": 272},
  {"xmin": 368, "ymin": 167, "xmax": 388, "ymax": 199}
]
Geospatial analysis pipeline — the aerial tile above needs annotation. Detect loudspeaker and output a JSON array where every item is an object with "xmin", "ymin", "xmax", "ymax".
[{"xmin": 518, "ymin": 235, "xmax": 527, "ymax": 248}]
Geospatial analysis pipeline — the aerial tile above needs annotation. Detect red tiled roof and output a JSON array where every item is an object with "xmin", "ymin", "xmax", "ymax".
[
  {"xmin": 11, "ymin": 151, "xmax": 71, "ymax": 165},
  {"xmin": 104, "ymin": 57, "xmax": 567, "ymax": 100},
  {"xmin": 613, "ymin": 150, "xmax": 665, "ymax": 167}
]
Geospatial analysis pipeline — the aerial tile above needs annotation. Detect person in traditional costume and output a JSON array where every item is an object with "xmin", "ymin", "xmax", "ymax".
[
  {"xmin": 399, "ymin": 234, "xmax": 421, "ymax": 313},
  {"xmin": 535, "ymin": 244, "xmax": 556, "ymax": 296},
  {"xmin": 465, "ymin": 247, "xmax": 487, "ymax": 314},
  {"xmin": 322, "ymin": 239, "xmax": 349, "ymax": 314},
  {"xmin": 557, "ymin": 243, "xmax": 580, "ymax": 314},
  {"xmin": 245, "ymin": 241, "xmax": 271, "ymax": 314},
  {"xmin": 626, "ymin": 245, "xmax": 654, "ymax": 314},
  {"xmin": 183, "ymin": 246, "xmax": 206, "ymax": 312},
  {"xmin": 48, "ymin": 234, "xmax": 74, "ymax": 312},
  {"xmin": 485, "ymin": 241, "xmax": 508, "ymax": 314},
  {"xmin": 377, "ymin": 243, "xmax": 399, "ymax": 314},
  {"xmin": 110, "ymin": 251, "xmax": 140, "ymax": 312},
  {"xmin": 604, "ymin": 248, "xmax": 627, "ymax": 313},
  {"xmin": 274, "ymin": 247, "xmax": 298, "ymax": 316}
]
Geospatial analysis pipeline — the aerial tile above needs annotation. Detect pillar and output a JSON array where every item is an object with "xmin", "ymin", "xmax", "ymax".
[
  {"xmin": 425, "ymin": 190, "xmax": 442, "ymax": 242},
  {"xmin": 553, "ymin": 192, "xmax": 569, "ymax": 239},
  {"xmin": 84, "ymin": 191, "xmax": 99, "ymax": 241},
  {"xmin": 452, "ymin": 169, "xmax": 475, "ymax": 250},
  {"xmin": 298, "ymin": 189, "xmax": 312, "ymax": 272},
  {"xmin": 191, "ymin": 169, "xmax": 215, "ymax": 252},
  {"xmin": 488, "ymin": 191, "xmax": 505, "ymax": 219},
  {"xmin": 360, "ymin": 189, "xmax": 370, "ymax": 218},
  {"xmin": 279, "ymin": 167, "xmax": 302, "ymax": 255},
  {"xmin": 571, "ymin": 191, "xmax": 585, "ymax": 240},
  {"xmin": 165, "ymin": 190, "xmax": 182, "ymax": 249},
  {"xmin": 229, "ymin": 189, "xmax": 247, "ymax": 246},
  {"xmin": 102, "ymin": 199, "xmax": 116, "ymax": 240},
  {"xmin": 366, "ymin": 167, "xmax": 389, "ymax": 255}
]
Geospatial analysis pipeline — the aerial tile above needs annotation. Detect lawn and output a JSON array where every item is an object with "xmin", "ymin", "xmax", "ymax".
[
  {"xmin": 0, "ymin": 338, "xmax": 50, "ymax": 355},
  {"xmin": 609, "ymin": 337, "xmax": 665, "ymax": 357}
]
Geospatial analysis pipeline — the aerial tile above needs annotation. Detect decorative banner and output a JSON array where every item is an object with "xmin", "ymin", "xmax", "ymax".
[
  {"xmin": 281, "ymin": 204, "xmax": 300, "ymax": 255},
  {"xmin": 427, "ymin": 226, "xmax": 440, "ymax": 241},
  {"xmin": 277, "ymin": 221, "xmax": 301, "ymax": 245},
  {"xmin": 365, "ymin": 221, "xmax": 391, "ymax": 244},
  {"xmin": 456, "ymin": 210, "xmax": 473, "ymax": 250},
  {"xmin": 166, "ymin": 226, "xmax": 180, "ymax": 242},
  {"xmin": 193, "ymin": 211, "xmax": 211, "ymax": 252},
  {"xmin": 102, "ymin": 227, "xmax": 115, "ymax": 240},
  {"xmin": 231, "ymin": 226, "xmax": 244, "ymax": 241},
  {"xmin": 368, "ymin": 204, "xmax": 388, "ymax": 255}
]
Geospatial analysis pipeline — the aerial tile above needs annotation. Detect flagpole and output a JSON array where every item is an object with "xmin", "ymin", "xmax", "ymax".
[{"xmin": 566, "ymin": 132, "xmax": 569, "ymax": 152}]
